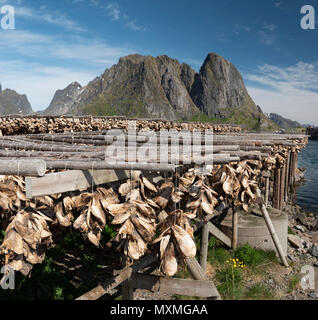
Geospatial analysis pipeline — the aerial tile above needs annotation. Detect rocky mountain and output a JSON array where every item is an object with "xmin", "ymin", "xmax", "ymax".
[
  {"xmin": 70, "ymin": 54, "xmax": 199, "ymax": 120},
  {"xmin": 269, "ymin": 113, "xmax": 302, "ymax": 130},
  {"xmin": 0, "ymin": 85, "xmax": 33, "ymax": 115},
  {"xmin": 43, "ymin": 82, "xmax": 82, "ymax": 116},
  {"xmin": 43, "ymin": 53, "xmax": 277, "ymax": 130}
]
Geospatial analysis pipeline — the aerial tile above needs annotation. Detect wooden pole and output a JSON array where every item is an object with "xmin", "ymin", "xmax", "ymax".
[
  {"xmin": 277, "ymin": 168, "xmax": 281, "ymax": 210},
  {"xmin": 289, "ymin": 152, "xmax": 296, "ymax": 186},
  {"xmin": 44, "ymin": 160, "xmax": 176, "ymax": 172},
  {"xmin": 280, "ymin": 164, "xmax": 286, "ymax": 210},
  {"xmin": 273, "ymin": 168, "xmax": 280, "ymax": 209},
  {"xmin": 285, "ymin": 151, "xmax": 290, "ymax": 202},
  {"xmin": 232, "ymin": 208, "xmax": 238, "ymax": 250},
  {"xmin": 0, "ymin": 159, "xmax": 46, "ymax": 177},
  {"xmin": 256, "ymin": 189, "xmax": 289, "ymax": 267},
  {"xmin": 265, "ymin": 176, "xmax": 270, "ymax": 207},
  {"xmin": 199, "ymin": 224, "xmax": 209, "ymax": 273},
  {"xmin": 294, "ymin": 152, "xmax": 299, "ymax": 181}
]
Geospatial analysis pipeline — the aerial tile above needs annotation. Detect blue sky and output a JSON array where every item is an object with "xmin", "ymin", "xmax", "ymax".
[{"xmin": 0, "ymin": 0, "xmax": 318, "ymax": 124}]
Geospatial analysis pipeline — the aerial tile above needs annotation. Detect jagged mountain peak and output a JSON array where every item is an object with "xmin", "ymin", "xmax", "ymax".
[
  {"xmin": 41, "ymin": 53, "xmax": 276, "ymax": 130},
  {"xmin": 44, "ymin": 81, "xmax": 83, "ymax": 116},
  {"xmin": 0, "ymin": 87, "xmax": 33, "ymax": 115}
]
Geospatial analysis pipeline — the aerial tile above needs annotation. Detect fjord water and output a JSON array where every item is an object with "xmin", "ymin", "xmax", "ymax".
[{"xmin": 296, "ymin": 139, "xmax": 318, "ymax": 214}]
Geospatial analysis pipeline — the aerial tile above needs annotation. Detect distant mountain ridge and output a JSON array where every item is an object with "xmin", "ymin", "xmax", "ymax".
[
  {"xmin": 43, "ymin": 53, "xmax": 276, "ymax": 131},
  {"xmin": 0, "ymin": 53, "xmax": 287, "ymax": 131},
  {"xmin": 269, "ymin": 113, "xmax": 302, "ymax": 130},
  {"xmin": 0, "ymin": 85, "xmax": 33, "ymax": 115},
  {"xmin": 44, "ymin": 82, "xmax": 82, "ymax": 116}
]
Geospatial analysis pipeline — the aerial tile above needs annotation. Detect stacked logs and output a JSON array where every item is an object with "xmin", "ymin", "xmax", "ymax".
[
  {"xmin": 0, "ymin": 116, "xmax": 241, "ymax": 136},
  {"xmin": 0, "ymin": 124, "xmax": 308, "ymax": 280}
]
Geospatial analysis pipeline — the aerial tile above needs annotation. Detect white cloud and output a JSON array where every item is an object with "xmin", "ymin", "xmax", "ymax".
[
  {"xmin": 246, "ymin": 61, "xmax": 318, "ymax": 125},
  {"xmin": 0, "ymin": 30, "xmax": 137, "ymax": 110},
  {"xmin": 15, "ymin": 6, "xmax": 86, "ymax": 32},
  {"xmin": 259, "ymin": 30, "xmax": 275, "ymax": 45},
  {"xmin": 97, "ymin": 2, "xmax": 146, "ymax": 32},
  {"xmin": 0, "ymin": 60, "xmax": 96, "ymax": 111},
  {"xmin": 0, "ymin": 30, "xmax": 132, "ymax": 64},
  {"xmin": 263, "ymin": 24, "xmax": 277, "ymax": 32},
  {"xmin": 275, "ymin": 1, "xmax": 283, "ymax": 8},
  {"xmin": 106, "ymin": 3, "xmax": 120, "ymax": 21},
  {"xmin": 125, "ymin": 19, "xmax": 146, "ymax": 32},
  {"xmin": 235, "ymin": 24, "xmax": 250, "ymax": 32}
]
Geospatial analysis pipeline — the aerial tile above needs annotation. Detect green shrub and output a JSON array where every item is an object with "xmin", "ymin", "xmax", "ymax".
[{"xmin": 234, "ymin": 244, "xmax": 278, "ymax": 273}]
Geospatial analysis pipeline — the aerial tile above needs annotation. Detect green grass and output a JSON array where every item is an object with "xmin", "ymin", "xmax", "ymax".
[
  {"xmin": 79, "ymin": 95, "xmax": 118, "ymax": 117},
  {"xmin": 234, "ymin": 243, "xmax": 278, "ymax": 274},
  {"xmin": 206, "ymin": 236, "xmax": 231, "ymax": 266},
  {"xmin": 245, "ymin": 283, "xmax": 275, "ymax": 300},
  {"xmin": 288, "ymin": 275, "xmax": 301, "ymax": 293},
  {"xmin": 288, "ymin": 227, "xmax": 296, "ymax": 235},
  {"xmin": 216, "ymin": 264, "xmax": 245, "ymax": 300},
  {"xmin": 206, "ymin": 242, "xmax": 279, "ymax": 300}
]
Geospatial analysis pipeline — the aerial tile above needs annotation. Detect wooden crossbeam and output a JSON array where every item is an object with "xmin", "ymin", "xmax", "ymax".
[
  {"xmin": 127, "ymin": 273, "xmax": 220, "ymax": 299},
  {"xmin": 208, "ymin": 222, "xmax": 232, "ymax": 248},
  {"xmin": 25, "ymin": 169, "xmax": 133, "ymax": 198}
]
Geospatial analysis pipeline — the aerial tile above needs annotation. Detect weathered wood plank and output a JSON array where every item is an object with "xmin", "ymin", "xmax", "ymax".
[
  {"xmin": 185, "ymin": 257, "xmax": 222, "ymax": 300},
  {"xmin": 76, "ymin": 253, "xmax": 157, "ymax": 300},
  {"xmin": 128, "ymin": 273, "xmax": 220, "ymax": 298},
  {"xmin": 208, "ymin": 222, "xmax": 232, "ymax": 248},
  {"xmin": 25, "ymin": 169, "xmax": 132, "ymax": 198}
]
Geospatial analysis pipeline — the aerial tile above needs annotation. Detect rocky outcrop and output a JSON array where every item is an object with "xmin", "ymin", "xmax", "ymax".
[
  {"xmin": 269, "ymin": 113, "xmax": 302, "ymax": 130},
  {"xmin": 44, "ymin": 82, "xmax": 82, "ymax": 116},
  {"xmin": 190, "ymin": 53, "xmax": 260, "ymax": 119},
  {"xmin": 0, "ymin": 86, "xmax": 33, "ymax": 115},
  {"xmin": 155, "ymin": 55, "xmax": 199, "ymax": 118}
]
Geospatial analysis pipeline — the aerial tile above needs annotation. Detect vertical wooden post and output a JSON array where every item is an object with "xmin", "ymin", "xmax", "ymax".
[
  {"xmin": 265, "ymin": 177, "xmax": 270, "ymax": 208},
  {"xmin": 279, "ymin": 164, "xmax": 286, "ymax": 210},
  {"xmin": 263, "ymin": 170, "xmax": 271, "ymax": 208},
  {"xmin": 273, "ymin": 168, "xmax": 280, "ymax": 209},
  {"xmin": 232, "ymin": 208, "xmax": 238, "ymax": 250},
  {"xmin": 277, "ymin": 167, "xmax": 281, "ymax": 210},
  {"xmin": 289, "ymin": 151, "xmax": 295, "ymax": 186},
  {"xmin": 285, "ymin": 151, "xmax": 290, "ymax": 202},
  {"xmin": 294, "ymin": 152, "xmax": 298, "ymax": 181},
  {"xmin": 199, "ymin": 224, "xmax": 209, "ymax": 273}
]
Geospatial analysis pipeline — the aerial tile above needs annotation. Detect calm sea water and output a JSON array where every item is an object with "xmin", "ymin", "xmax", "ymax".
[{"xmin": 296, "ymin": 139, "xmax": 318, "ymax": 214}]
